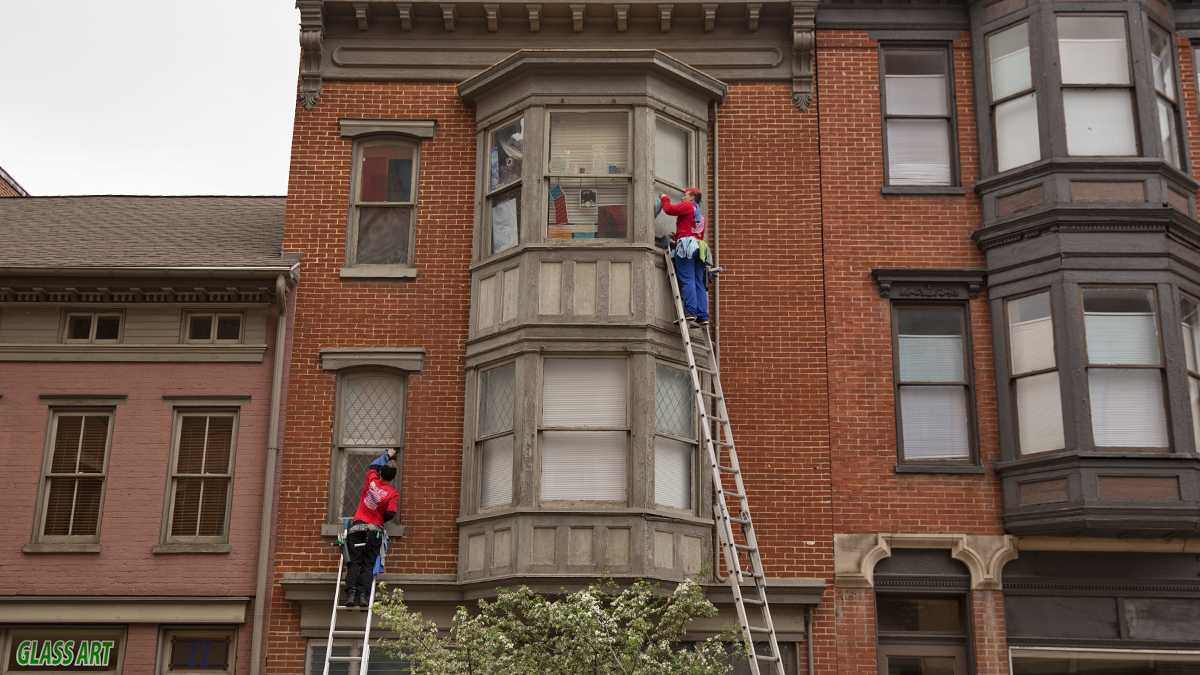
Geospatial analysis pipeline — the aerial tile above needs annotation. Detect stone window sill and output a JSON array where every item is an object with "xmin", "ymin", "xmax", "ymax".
[
  {"xmin": 895, "ymin": 464, "xmax": 986, "ymax": 475},
  {"xmin": 340, "ymin": 265, "xmax": 418, "ymax": 280},
  {"xmin": 882, "ymin": 185, "xmax": 967, "ymax": 196},
  {"xmin": 23, "ymin": 542, "xmax": 100, "ymax": 554},
  {"xmin": 152, "ymin": 542, "xmax": 232, "ymax": 554},
  {"xmin": 320, "ymin": 522, "xmax": 406, "ymax": 538}
]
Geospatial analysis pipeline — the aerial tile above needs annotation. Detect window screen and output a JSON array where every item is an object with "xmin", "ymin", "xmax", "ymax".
[{"xmin": 540, "ymin": 358, "xmax": 628, "ymax": 501}]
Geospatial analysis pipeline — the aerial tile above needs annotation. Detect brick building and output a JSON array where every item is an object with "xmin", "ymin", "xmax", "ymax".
[
  {"xmin": 270, "ymin": 1, "xmax": 1200, "ymax": 673},
  {"xmin": 0, "ymin": 197, "xmax": 297, "ymax": 675}
]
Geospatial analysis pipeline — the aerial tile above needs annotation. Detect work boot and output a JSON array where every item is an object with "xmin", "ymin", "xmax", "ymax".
[
  {"xmin": 342, "ymin": 588, "xmax": 357, "ymax": 607},
  {"xmin": 356, "ymin": 589, "xmax": 371, "ymax": 608}
]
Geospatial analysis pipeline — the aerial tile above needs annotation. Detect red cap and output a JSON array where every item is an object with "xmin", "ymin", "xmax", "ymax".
[{"xmin": 684, "ymin": 187, "xmax": 703, "ymax": 199}]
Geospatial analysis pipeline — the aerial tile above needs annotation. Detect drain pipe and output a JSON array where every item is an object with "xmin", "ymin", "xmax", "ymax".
[
  {"xmin": 710, "ymin": 98, "xmax": 727, "ymax": 583},
  {"xmin": 250, "ymin": 270, "xmax": 295, "ymax": 675}
]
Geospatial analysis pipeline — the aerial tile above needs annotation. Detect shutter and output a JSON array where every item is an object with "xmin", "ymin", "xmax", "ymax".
[
  {"xmin": 887, "ymin": 119, "xmax": 951, "ymax": 186},
  {"xmin": 655, "ymin": 364, "xmax": 694, "ymax": 438},
  {"xmin": 548, "ymin": 111, "xmax": 629, "ymax": 176},
  {"xmin": 1016, "ymin": 372, "xmax": 1066, "ymax": 454},
  {"xmin": 480, "ymin": 435, "xmax": 514, "ymax": 508},
  {"xmin": 340, "ymin": 372, "xmax": 405, "ymax": 446},
  {"xmin": 543, "ymin": 358, "xmax": 627, "ymax": 427},
  {"xmin": 654, "ymin": 119, "xmax": 689, "ymax": 188},
  {"xmin": 1010, "ymin": 317, "xmax": 1055, "ymax": 374},
  {"xmin": 654, "ymin": 436, "xmax": 692, "ymax": 509},
  {"xmin": 540, "ymin": 431, "xmax": 627, "ymax": 501},
  {"xmin": 996, "ymin": 93, "xmax": 1040, "ymax": 171},
  {"xmin": 1085, "ymin": 312, "xmax": 1160, "ymax": 365},
  {"xmin": 898, "ymin": 334, "xmax": 964, "ymax": 382},
  {"xmin": 885, "ymin": 74, "xmax": 948, "ymax": 116},
  {"xmin": 1063, "ymin": 89, "xmax": 1137, "ymax": 156},
  {"xmin": 899, "ymin": 386, "xmax": 970, "ymax": 459},
  {"xmin": 1089, "ymin": 369, "xmax": 1169, "ymax": 447},
  {"xmin": 479, "ymin": 364, "xmax": 515, "ymax": 437}
]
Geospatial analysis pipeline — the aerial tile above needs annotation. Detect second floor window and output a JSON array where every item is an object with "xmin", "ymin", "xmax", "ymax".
[
  {"xmin": 1008, "ymin": 291, "xmax": 1066, "ymax": 454},
  {"xmin": 988, "ymin": 22, "xmax": 1040, "ymax": 172},
  {"xmin": 881, "ymin": 46, "xmax": 956, "ymax": 186},
  {"xmin": 334, "ymin": 370, "xmax": 405, "ymax": 519},
  {"xmin": 166, "ymin": 412, "xmax": 236, "ymax": 542},
  {"xmin": 540, "ymin": 357, "xmax": 628, "ymax": 502},
  {"xmin": 893, "ymin": 305, "xmax": 975, "ymax": 464},
  {"xmin": 1058, "ymin": 16, "xmax": 1137, "ymax": 158},
  {"xmin": 350, "ymin": 140, "xmax": 418, "ymax": 267},
  {"xmin": 38, "ymin": 411, "xmax": 112, "ymax": 541},
  {"xmin": 546, "ymin": 111, "xmax": 630, "ymax": 242}
]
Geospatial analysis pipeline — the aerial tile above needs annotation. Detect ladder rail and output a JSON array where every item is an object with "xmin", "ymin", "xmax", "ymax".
[
  {"xmin": 322, "ymin": 522, "xmax": 381, "ymax": 675},
  {"xmin": 321, "ymin": 555, "xmax": 347, "ymax": 675}
]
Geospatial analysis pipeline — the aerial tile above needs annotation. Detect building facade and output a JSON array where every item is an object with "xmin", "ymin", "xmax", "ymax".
[
  {"xmin": 0, "ymin": 197, "xmax": 297, "ymax": 675},
  {"xmin": 269, "ymin": 1, "xmax": 1200, "ymax": 673}
]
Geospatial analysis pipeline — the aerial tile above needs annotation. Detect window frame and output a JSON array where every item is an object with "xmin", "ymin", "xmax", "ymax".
[
  {"xmin": 62, "ymin": 310, "xmax": 124, "ymax": 344},
  {"xmin": 182, "ymin": 312, "xmax": 244, "ymax": 345},
  {"xmin": 160, "ymin": 409, "xmax": 239, "ymax": 545},
  {"xmin": 1055, "ymin": 13, "xmax": 1141, "ymax": 158},
  {"xmin": 878, "ymin": 42, "xmax": 962, "ymax": 189},
  {"xmin": 985, "ymin": 18, "xmax": 1042, "ymax": 174},
  {"xmin": 653, "ymin": 360, "xmax": 699, "ymax": 513},
  {"xmin": 346, "ymin": 136, "xmax": 421, "ymax": 271},
  {"xmin": 483, "ymin": 113, "xmax": 525, "ymax": 259},
  {"xmin": 1179, "ymin": 290, "xmax": 1200, "ymax": 453},
  {"xmin": 542, "ymin": 107, "xmax": 635, "ymax": 244},
  {"xmin": 875, "ymin": 591, "xmax": 971, "ymax": 675},
  {"xmin": 889, "ymin": 301, "xmax": 981, "ymax": 471},
  {"xmin": 476, "ymin": 360, "xmax": 517, "ymax": 511},
  {"xmin": 1148, "ymin": 20, "xmax": 1185, "ymax": 169},
  {"xmin": 1005, "ymin": 288, "xmax": 1069, "ymax": 457},
  {"xmin": 157, "ymin": 627, "xmax": 237, "ymax": 675},
  {"xmin": 33, "ymin": 409, "xmax": 115, "ymax": 544},
  {"xmin": 328, "ymin": 368, "xmax": 407, "ymax": 524},
  {"xmin": 1009, "ymin": 646, "xmax": 1200, "ymax": 672}
]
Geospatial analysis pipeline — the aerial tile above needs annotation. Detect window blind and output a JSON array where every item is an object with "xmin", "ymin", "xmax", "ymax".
[
  {"xmin": 44, "ymin": 414, "xmax": 109, "ymax": 537},
  {"xmin": 885, "ymin": 74, "xmax": 948, "ymax": 116},
  {"xmin": 542, "ymin": 358, "xmax": 626, "ymax": 427},
  {"xmin": 1016, "ymin": 372, "xmax": 1065, "ymax": 454},
  {"xmin": 1057, "ymin": 17, "xmax": 1130, "ymax": 85},
  {"xmin": 989, "ymin": 23, "xmax": 1031, "ymax": 100},
  {"xmin": 541, "ymin": 431, "xmax": 627, "ymax": 501},
  {"xmin": 995, "ymin": 93, "xmax": 1040, "ymax": 171},
  {"xmin": 899, "ymin": 386, "xmax": 970, "ymax": 459},
  {"xmin": 1084, "ymin": 312, "xmax": 1160, "ymax": 365},
  {"xmin": 654, "ymin": 119, "xmax": 689, "ymax": 188},
  {"xmin": 171, "ymin": 415, "xmax": 234, "ymax": 538},
  {"xmin": 898, "ymin": 334, "xmax": 964, "ymax": 382},
  {"xmin": 548, "ymin": 112, "xmax": 629, "ymax": 176},
  {"xmin": 654, "ymin": 436, "xmax": 691, "ymax": 509},
  {"xmin": 1010, "ymin": 317, "xmax": 1055, "ymax": 374},
  {"xmin": 887, "ymin": 120, "xmax": 951, "ymax": 186},
  {"xmin": 1063, "ymin": 89, "xmax": 1137, "ymax": 156},
  {"xmin": 480, "ymin": 435, "xmax": 514, "ymax": 508},
  {"xmin": 1089, "ymin": 369, "xmax": 1168, "ymax": 447}
]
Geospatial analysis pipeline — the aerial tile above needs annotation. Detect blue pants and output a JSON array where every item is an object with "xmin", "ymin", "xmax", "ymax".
[{"xmin": 674, "ymin": 251, "xmax": 708, "ymax": 321}]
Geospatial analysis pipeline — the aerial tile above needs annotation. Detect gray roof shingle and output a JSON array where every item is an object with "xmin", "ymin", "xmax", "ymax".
[{"xmin": 0, "ymin": 196, "xmax": 295, "ymax": 270}]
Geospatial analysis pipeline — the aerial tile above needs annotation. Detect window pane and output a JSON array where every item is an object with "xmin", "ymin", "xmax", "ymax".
[
  {"xmin": 995, "ymin": 93, "xmax": 1040, "ymax": 171},
  {"xmin": 340, "ymin": 450, "xmax": 388, "ymax": 518},
  {"xmin": 654, "ymin": 183, "xmax": 684, "ymax": 238},
  {"xmin": 1190, "ymin": 377, "xmax": 1200, "ymax": 452},
  {"xmin": 50, "ymin": 415, "xmax": 83, "ymax": 473},
  {"xmin": 1058, "ymin": 16, "xmax": 1130, "ymax": 85},
  {"xmin": 989, "ymin": 23, "xmax": 1031, "ymax": 100},
  {"xmin": 43, "ymin": 477, "xmax": 77, "ymax": 536},
  {"xmin": 1183, "ymin": 296, "xmax": 1199, "ymax": 373},
  {"xmin": 1016, "ymin": 372, "xmax": 1066, "ymax": 454},
  {"xmin": 67, "ymin": 314, "xmax": 92, "ymax": 340},
  {"xmin": 1063, "ymin": 89, "xmax": 1137, "ymax": 156},
  {"xmin": 480, "ymin": 435, "xmax": 513, "ymax": 508},
  {"xmin": 355, "ymin": 207, "xmax": 412, "ymax": 265},
  {"xmin": 188, "ymin": 315, "xmax": 213, "ymax": 341},
  {"xmin": 656, "ymin": 364, "xmax": 694, "ymax": 438},
  {"xmin": 899, "ymin": 386, "xmax": 970, "ymax": 460},
  {"xmin": 489, "ymin": 117, "xmax": 524, "ymax": 191},
  {"xmin": 94, "ymin": 315, "xmax": 120, "ymax": 341},
  {"xmin": 542, "ymin": 358, "xmax": 626, "ymax": 427},
  {"xmin": 1151, "ymin": 26, "xmax": 1177, "ymax": 99},
  {"xmin": 654, "ymin": 436, "xmax": 692, "ymax": 509},
  {"xmin": 897, "ymin": 306, "xmax": 964, "ymax": 382},
  {"xmin": 197, "ymin": 478, "xmax": 229, "ymax": 536},
  {"xmin": 548, "ymin": 111, "xmax": 629, "ymax": 176},
  {"xmin": 1008, "ymin": 292, "xmax": 1056, "ymax": 374},
  {"xmin": 177, "ymin": 416, "xmax": 208, "ymax": 474},
  {"xmin": 170, "ymin": 636, "xmax": 231, "ymax": 669},
  {"xmin": 204, "ymin": 416, "xmax": 234, "ymax": 473},
  {"xmin": 490, "ymin": 189, "xmax": 519, "ymax": 254},
  {"xmin": 79, "ymin": 415, "xmax": 109, "ymax": 473},
  {"xmin": 216, "ymin": 316, "xmax": 241, "ymax": 341},
  {"xmin": 886, "ymin": 119, "xmax": 952, "ymax": 186},
  {"xmin": 171, "ymin": 477, "xmax": 202, "ymax": 536},
  {"xmin": 1089, "ymin": 369, "xmax": 1169, "ymax": 447},
  {"xmin": 547, "ymin": 179, "xmax": 628, "ymax": 240},
  {"xmin": 1084, "ymin": 288, "xmax": 1160, "ymax": 365},
  {"xmin": 479, "ymin": 363, "xmax": 515, "ymax": 437},
  {"xmin": 359, "ymin": 144, "xmax": 414, "ymax": 203},
  {"xmin": 541, "ymin": 430, "xmax": 627, "ymax": 501},
  {"xmin": 884, "ymin": 51, "xmax": 948, "ymax": 116},
  {"xmin": 340, "ymin": 372, "xmax": 405, "ymax": 447},
  {"xmin": 886, "ymin": 656, "xmax": 957, "ymax": 675},
  {"xmin": 877, "ymin": 596, "xmax": 964, "ymax": 633},
  {"xmin": 1157, "ymin": 97, "xmax": 1181, "ymax": 169},
  {"xmin": 655, "ymin": 118, "xmax": 690, "ymax": 188}
]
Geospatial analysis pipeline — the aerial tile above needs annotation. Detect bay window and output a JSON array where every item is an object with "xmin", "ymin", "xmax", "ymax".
[
  {"xmin": 546, "ymin": 111, "xmax": 630, "ymax": 241},
  {"xmin": 988, "ymin": 22, "xmax": 1040, "ymax": 172},
  {"xmin": 487, "ymin": 117, "xmax": 523, "ymax": 255},
  {"xmin": 654, "ymin": 363, "xmax": 695, "ymax": 510},
  {"xmin": 478, "ymin": 362, "xmax": 516, "ymax": 509},
  {"xmin": 540, "ymin": 357, "xmax": 628, "ymax": 502},
  {"xmin": 881, "ymin": 46, "xmax": 956, "ymax": 186},
  {"xmin": 1007, "ymin": 292, "xmax": 1066, "ymax": 454},
  {"xmin": 1058, "ymin": 16, "xmax": 1138, "ymax": 158}
]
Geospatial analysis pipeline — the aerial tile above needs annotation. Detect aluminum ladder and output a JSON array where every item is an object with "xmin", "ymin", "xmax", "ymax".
[
  {"xmin": 321, "ymin": 521, "xmax": 379, "ymax": 675},
  {"xmin": 663, "ymin": 249, "xmax": 785, "ymax": 675}
]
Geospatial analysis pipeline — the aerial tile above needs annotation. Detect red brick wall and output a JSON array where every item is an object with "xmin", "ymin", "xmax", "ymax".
[
  {"xmin": 268, "ymin": 80, "xmax": 475, "ymax": 673},
  {"xmin": 0, "ymin": 180, "xmax": 21, "ymax": 197},
  {"xmin": 972, "ymin": 590, "xmax": 1009, "ymax": 675}
]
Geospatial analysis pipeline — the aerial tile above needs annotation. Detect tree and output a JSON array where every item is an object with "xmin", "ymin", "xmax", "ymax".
[{"xmin": 373, "ymin": 578, "xmax": 746, "ymax": 675}]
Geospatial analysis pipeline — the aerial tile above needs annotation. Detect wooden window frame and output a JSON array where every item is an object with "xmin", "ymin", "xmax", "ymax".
[
  {"xmin": 161, "ymin": 410, "xmax": 239, "ymax": 545},
  {"xmin": 62, "ymin": 310, "xmax": 124, "ymax": 344},
  {"xmin": 483, "ymin": 113, "xmax": 525, "ymax": 259},
  {"xmin": 328, "ymin": 369, "xmax": 406, "ymax": 524},
  {"xmin": 157, "ymin": 627, "xmax": 236, "ymax": 675},
  {"xmin": 878, "ymin": 42, "xmax": 961, "ymax": 189},
  {"xmin": 876, "ymin": 591, "xmax": 971, "ymax": 675},
  {"xmin": 543, "ymin": 107, "xmax": 634, "ymax": 244},
  {"xmin": 476, "ymin": 360, "xmax": 517, "ymax": 512},
  {"xmin": 182, "ymin": 312, "xmax": 244, "ymax": 345},
  {"xmin": 877, "ymin": 643, "xmax": 969, "ymax": 675},
  {"xmin": 346, "ymin": 137, "xmax": 421, "ymax": 269},
  {"xmin": 33, "ymin": 409, "xmax": 114, "ymax": 544},
  {"xmin": 1148, "ymin": 21, "xmax": 1185, "ymax": 169},
  {"xmin": 985, "ymin": 19, "xmax": 1041, "ymax": 174}
]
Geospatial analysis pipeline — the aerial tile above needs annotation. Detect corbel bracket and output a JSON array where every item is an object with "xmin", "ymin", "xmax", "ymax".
[
  {"xmin": 297, "ymin": 0, "xmax": 323, "ymax": 110},
  {"xmin": 353, "ymin": 2, "xmax": 369, "ymax": 30},
  {"xmin": 658, "ymin": 3, "xmax": 673, "ymax": 32},
  {"xmin": 791, "ymin": 0, "xmax": 818, "ymax": 111},
  {"xmin": 746, "ymin": 3, "xmax": 761, "ymax": 31},
  {"xmin": 614, "ymin": 4, "xmax": 630, "ymax": 32},
  {"xmin": 570, "ymin": 4, "xmax": 585, "ymax": 32},
  {"xmin": 395, "ymin": 3, "xmax": 413, "ymax": 30},
  {"xmin": 441, "ymin": 3, "xmax": 456, "ymax": 31},
  {"xmin": 703, "ymin": 3, "xmax": 718, "ymax": 31},
  {"xmin": 485, "ymin": 3, "xmax": 500, "ymax": 32},
  {"xmin": 526, "ymin": 3, "xmax": 541, "ymax": 32}
]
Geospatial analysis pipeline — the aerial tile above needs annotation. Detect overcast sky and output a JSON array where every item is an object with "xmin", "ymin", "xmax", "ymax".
[{"xmin": 0, "ymin": 2, "xmax": 299, "ymax": 196}]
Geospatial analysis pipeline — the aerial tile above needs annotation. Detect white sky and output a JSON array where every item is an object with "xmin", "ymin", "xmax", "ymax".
[{"xmin": 0, "ymin": 1, "xmax": 300, "ymax": 196}]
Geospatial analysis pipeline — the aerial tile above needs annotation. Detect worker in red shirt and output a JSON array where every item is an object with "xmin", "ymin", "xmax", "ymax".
[
  {"xmin": 660, "ymin": 188, "xmax": 711, "ymax": 324},
  {"xmin": 343, "ymin": 448, "xmax": 400, "ymax": 607}
]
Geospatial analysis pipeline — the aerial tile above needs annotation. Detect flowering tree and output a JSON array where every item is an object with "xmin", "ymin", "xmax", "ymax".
[{"xmin": 373, "ymin": 578, "xmax": 745, "ymax": 674}]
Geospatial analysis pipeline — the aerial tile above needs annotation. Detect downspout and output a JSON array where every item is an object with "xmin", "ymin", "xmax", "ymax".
[
  {"xmin": 711, "ymin": 99, "xmax": 727, "ymax": 584},
  {"xmin": 250, "ymin": 271, "xmax": 293, "ymax": 675}
]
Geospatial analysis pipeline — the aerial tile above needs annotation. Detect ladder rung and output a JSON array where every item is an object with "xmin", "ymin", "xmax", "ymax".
[
  {"xmin": 718, "ymin": 465, "xmax": 739, "ymax": 474},
  {"xmin": 747, "ymin": 625, "xmax": 772, "ymax": 633},
  {"xmin": 741, "ymin": 597, "xmax": 764, "ymax": 606},
  {"xmin": 328, "ymin": 655, "xmax": 363, "ymax": 662},
  {"xmin": 332, "ymin": 630, "xmax": 365, "ymax": 638},
  {"xmin": 698, "ymin": 389, "xmax": 721, "ymax": 398},
  {"xmin": 695, "ymin": 366, "xmax": 718, "ymax": 375},
  {"xmin": 729, "ymin": 514, "xmax": 752, "ymax": 525},
  {"xmin": 755, "ymin": 654, "xmax": 781, "ymax": 662},
  {"xmin": 734, "ymin": 543, "xmax": 757, "ymax": 552},
  {"xmin": 735, "ymin": 568, "xmax": 765, "ymax": 578},
  {"xmin": 719, "ymin": 490, "xmax": 746, "ymax": 501},
  {"xmin": 706, "ymin": 415, "xmax": 730, "ymax": 424},
  {"xmin": 339, "ymin": 604, "xmax": 370, "ymax": 611}
]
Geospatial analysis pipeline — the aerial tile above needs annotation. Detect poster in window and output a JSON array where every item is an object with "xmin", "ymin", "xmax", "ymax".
[{"xmin": 491, "ymin": 195, "xmax": 518, "ymax": 254}]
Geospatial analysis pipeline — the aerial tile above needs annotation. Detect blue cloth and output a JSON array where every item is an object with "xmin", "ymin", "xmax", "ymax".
[
  {"xmin": 674, "ymin": 248, "xmax": 708, "ymax": 321},
  {"xmin": 369, "ymin": 451, "xmax": 390, "ymax": 468}
]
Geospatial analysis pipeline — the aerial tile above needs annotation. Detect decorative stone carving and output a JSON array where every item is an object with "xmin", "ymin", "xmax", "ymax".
[
  {"xmin": 791, "ymin": 0, "xmax": 818, "ymax": 111},
  {"xmin": 746, "ymin": 3, "xmax": 761, "ymax": 31},
  {"xmin": 485, "ymin": 3, "xmax": 500, "ymax": 32},
  {"xmin": 297, "ymin": 0, "xmax": 323, "ymax": 109},
  {"xmin": 441, "ymin": 3, "xmax": 456, "ymax": 31},
  {"xmin": 395, "ymin": 3, "xmax": 412, "ymax": 31},
  {"xmin": 871, "ymin": 268, "xmax": 986, "ymax": 300},
  {"xmin": 353, "ymin": 2, "xmax": 369, "ymax": 30},
  {"xmin": 526, "ymin": 3, "xmax": 541, "ymax": 32},
  {"xmin": 570, "ymin": 4, "xmax": 585, "ymax": 32},
  {"xmin": 614, "ymin": 4, "xmax": 630, "ymax": 32},
  {"xmin": 659, "ymin": 4, "xmax": 673, "ymax": 32},
  {"xmin": 703, "ymin": 3, "xmax": 718, "ymax": 31},
  {"xmin": 834, "ymin": 533, "xmax": 1018, "ymax": 591}
]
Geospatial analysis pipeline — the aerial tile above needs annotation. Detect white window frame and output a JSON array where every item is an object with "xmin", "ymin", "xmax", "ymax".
[
  {"xmin": 330, "ymin": 369, "xmax": 406, "ymax": 523},
  {"xmin": 543, "ymin": 108, "xmax": 634, "ymax": 243},
  {"xmin": 34, "ymin": 409, "xmax": 114, "ymax": 543},
  {"xmin": 182, "ymin": 312, "xmax": 244, "ymax": 344},
  {"xmin": 62, "ymin": 310, "xmax": 124, "ymax": 344},
  {"xmin": 161, "ymin": 410, "xmax": 239, "ymax": 545},
  {"xmin": 347, "ymin": 137, "xmax": 421, "ymax": 269},
  {"xmin": 157, "ymin": 627, "xmax": 237, "ymax": 675}
]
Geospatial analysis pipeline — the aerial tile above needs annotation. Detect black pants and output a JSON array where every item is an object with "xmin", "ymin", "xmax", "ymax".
[{"xmin": 345, "ymin": 528, "xmax": 383, "ymax": 598}]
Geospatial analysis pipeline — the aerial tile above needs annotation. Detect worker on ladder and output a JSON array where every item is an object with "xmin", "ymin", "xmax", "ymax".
[
  {"xmin": 343, "ymin": 448, "xmax": 400, "ymax": 607},
  {"xmin": 660, "ymin": 188, "xmax": 711, "ymax": 325}
]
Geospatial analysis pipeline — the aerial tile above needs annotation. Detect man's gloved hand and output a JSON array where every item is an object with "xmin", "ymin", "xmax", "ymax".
[{"xmin": 387, "ymin": 447, "xmax": 398, "ymax": 460}]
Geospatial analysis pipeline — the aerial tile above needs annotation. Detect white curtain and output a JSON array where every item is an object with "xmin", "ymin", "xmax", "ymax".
[
  {"xmin": 899, "ymin": 386, "xmax": 970, "ymax": 459},
  {"xmin": 654, "ymin": 119, "xmax": 689, "ymax": 188},
  {"xmin": 541, "ymin": 431, "xmax": 627, "ymax": 501},
  {"xmin": 1016, "ymin": 372, "xmax": 1066, "ymax": 454},
  {"xmin": 1063, "ymin": 89, "xmax": 1137, "ymax": 156},
  {"xmin": 548, "ymin": 112, "xmax": 629, "ymax": 176},
  {"xmin": 988, "ymin": 23, "xmax": 1031, "ymax": 100},
  {"xmin": 654, "ymin": 436, "xmax": 692, "ymax": 509},
  {"xmin": 1010, "ymin": 317, "xmax": 1056, "ymax": 375},
  {"xmin": 543, "ymin": 358, "xmax": 627, "ymax": 426},
  {"xmin": 480, "ymin": 435, "xmax": 513, "ymax": 508},
  {"xmin": 899, "ymin": 334, "xmax": 963, "ymax": 382},
  {"xmin": 887, "ymin": 119, "xmax": 951, "ymax": 186},
  {"xmin": 996, "ymin": 93, "xmax": 1040, "ymax": 171},
  {"xmin": 1084, "ymin": 312, "xmax": 1160, "ymax": 365},
  {"xmin": 1088, "ymin": 369, "xmax": 1168, "ymax": 447},
  {"xmin": 885, "ymin": 74, "xmax": 948, "ymax": 116}
]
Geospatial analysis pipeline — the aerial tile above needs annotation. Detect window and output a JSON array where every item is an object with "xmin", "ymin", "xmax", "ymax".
[
  {"xmin": 988, "ymin": 22, "xmax": 1040, "ymax": 172},
  {"xmin": 1011, "ymin": 647, "xmax": 1200, "ymax": 674},
  {"xmin": 161, "ymin": 629, "xmax": 234, "ymax": 674},
  {"xmin": 1150, "ymin": 25, "xmax": 1183, "ymax": 168},
  {"xmin": 892, "ymin": 305, "xmax": 974, "ymax": 464},
  {"xmin": 307, "ymin": 642, "xmax": 409, "ymax": 675},
  {"xmin": 185, "ymin": 313, "xmax": 242, "ymax": 343},
  {"xmin": 881, "ymin": 46, "xmax": 955, "ymax": 186},
  {"xmin": 1083, "ymin": 287, "xmax": 1168, "ymax": 448},
  {"xmin": 487, "ymin": 116, "xmax": 523, "ymax": 255},
  {"xmin": 540, "ymin": 357, "xmax": 628, "ymax": 501},
  {"xmin": 876, "ymin": 595, "xmax": 968, "ymax": 675},
  {"xmin": 36, "ymin": 411, "xmax": 112, "ymax": 541},
  {"xmin": 64, "ymin": 311, "xmax": 122, "ymax": 343},
  {"xmin": 478, "ymin": 362, "xmax": 515, "ymax": 509},
  {"xmin": 1058, "ymin": 16, "xmax": 1137, "ymax": 157},
  {"xmin": 654, "ymin": 116, "xmax": 692, "ymax": 235},
  {"xmin": 1181, "ymin": 295, "xmax": 1200, "ymax": 451},
  {"xmin": 333, "ymin": 370, "xmax": 405, "ymax": 519},
  {"xmin": 165, "ymin": 413, "xmax": 236, "ymax": 542},
  {"xmin": 349, "ymin": 140, "xmax": 418, "ymax": 267},
  {"xmin": 1007, "ymin": 292, "xmax": 1066, "ymax": 454},
  {"xmin": 655, "ymin": 363, "xmax": 695, "ymax": 510},
  {"xmin": 545, "ymin": 111, "xmax": 630, "ymax": 241}
]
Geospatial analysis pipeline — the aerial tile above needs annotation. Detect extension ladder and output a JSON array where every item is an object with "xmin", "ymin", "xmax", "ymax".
[
  {"xmin": 321, "ymin": 521, "xmax": 380, "ymax": 675},
  {"xmin": 663, "ymin": 249, "xmax": 785, "ymax": 675}
]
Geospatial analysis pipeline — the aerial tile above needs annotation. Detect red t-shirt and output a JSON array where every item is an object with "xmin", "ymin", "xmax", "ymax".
[{"xmin": 351, "ymin": 468, "xmax": 400, "ymax": 526}]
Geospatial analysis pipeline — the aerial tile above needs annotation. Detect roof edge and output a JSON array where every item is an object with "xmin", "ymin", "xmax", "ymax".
[{"xmin": 0, "ymin": 165, "xmax": 29, "ymax": 197}]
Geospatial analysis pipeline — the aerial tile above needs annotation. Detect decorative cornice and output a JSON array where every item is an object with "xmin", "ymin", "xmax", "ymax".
[
  {"xmin": 484, "ymin": 3, "xmax": 500, "ymax": 31},
  {"xmin": 441, "ymin": 3, "xmax": 457, "ymax": 30},
  {"xmin": 338, "ymin": 118, "xmax": 438, "ymax": 140},
  {"xmin": 834, "ymin": 533, "xmax": 1018, "ymax": 591},
  {"xmin": 320, "ymin": 347, "xmax": 426, "ymax": 372},
  {"xmin": 791, "ymin": 0, "xmax": 817, "ymax": 110},
  {"xmin": 298, "ymin": 0, "xmax": 324, "ymax": 109},
  {"xmin": 703, "ymin": 3, "xmax": 717, "ymax": 31},
  {"xmin": 570, "ymin": 3, "xmax": 585, "ymax": 31},
  {"xmin": 0, "ymin": 284, "xmax": 277, "ymax": 304},
  {"xmin": 871, "ymin": 268, "xmax": 986, "ymax": 300},
  {"xmin": 353, "ymin": 1, "xmax": 369, "ymax": 30},
  {"xmin": 659, "ymin": 3, "xmax": 673, "ymax": 31}
]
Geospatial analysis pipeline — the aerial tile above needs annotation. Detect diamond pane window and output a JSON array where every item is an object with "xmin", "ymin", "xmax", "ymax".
[
  {"xmin": 478, "ymin": 363, "xmax": 516, "ymax": 509},
  {"xmin": 334, "ymin": 371, "xmax": 405, "ymax": 519},
  {"xmin": 655, "ymin": 363, "xmax": 695, "ymax": 510}
]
